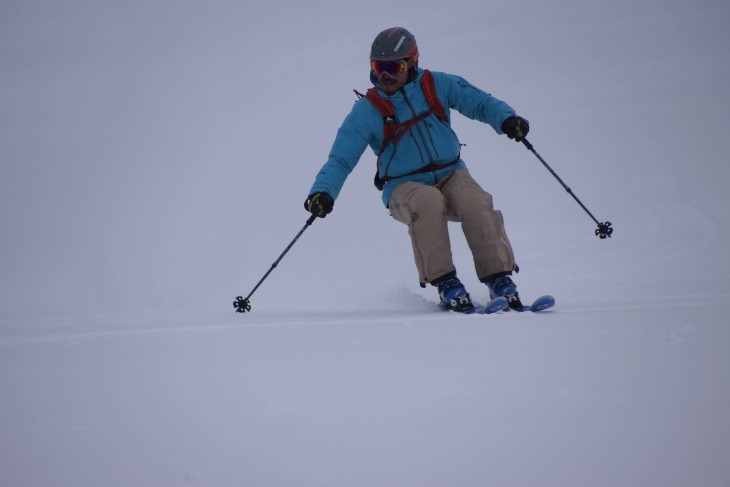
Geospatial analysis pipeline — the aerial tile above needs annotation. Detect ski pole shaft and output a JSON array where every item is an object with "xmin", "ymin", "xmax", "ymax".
[
  {"xmin": 234, "ymin": 214, "xmax": 317, "ymax": 313},
  {"xmin": 521, "ymin": 138, "xmax": 613, "ymax": 239}
]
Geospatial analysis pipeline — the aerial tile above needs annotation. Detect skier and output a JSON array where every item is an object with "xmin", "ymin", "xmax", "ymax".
[{"xmin": 304, "ymin": 27, "xmax": 530, "ymax": 313}]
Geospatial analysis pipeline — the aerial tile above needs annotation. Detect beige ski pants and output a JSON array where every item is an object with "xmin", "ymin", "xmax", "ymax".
[{"xmin": 388, "ymin": 168, "xmax": 516, "ymax": 285}]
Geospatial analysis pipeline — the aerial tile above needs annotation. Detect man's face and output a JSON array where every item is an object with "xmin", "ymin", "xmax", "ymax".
[
  {"xmin": 371, "ymin": 58, "xmax": 410, "ymax": 95},
  {"xmin": 378, "ymin": 71, "xmax": 408, "ymax": 95}
]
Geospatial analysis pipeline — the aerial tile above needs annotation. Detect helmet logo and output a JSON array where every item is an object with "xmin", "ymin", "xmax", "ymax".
[{"xmin": 393, "ymin": 35, "xmax": 406, "ymax": 52}]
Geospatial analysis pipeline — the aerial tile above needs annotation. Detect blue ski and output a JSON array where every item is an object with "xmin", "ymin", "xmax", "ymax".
[
  {"xmin": 440, "ymin": 296, "xmax": 508, "ymax": 314},
  {"xmin": 473, "ymin": 296, "xmax": 509, "ymax": 314},
  {"xmin": 517, "ymin": 294, "xmax": 555, "ymax": 312},
  {"xmin": 440, "ymin": 295, "xmax": 554, "ymax": 315}
]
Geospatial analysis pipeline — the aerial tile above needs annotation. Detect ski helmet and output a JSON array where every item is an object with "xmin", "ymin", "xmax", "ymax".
[{"xmin": 370, "ymin": 27, "xmax": 419, "ymax": 63}]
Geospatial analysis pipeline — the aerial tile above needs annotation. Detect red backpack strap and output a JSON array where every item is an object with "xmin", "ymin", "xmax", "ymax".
[
  {"xmin": 365, "ymin": 88, "xmax": 397, "ymax": 141},
  {"xmin": 364, "ymin": 88, "xmax": 399, "ymax": 189},
  {"xmin": 420, "ymin": 70, "xmax": 447, "ymax": 122},
  {"xmin": 361, "ymin": 74, "xmax": 448, "ymax": 190}
]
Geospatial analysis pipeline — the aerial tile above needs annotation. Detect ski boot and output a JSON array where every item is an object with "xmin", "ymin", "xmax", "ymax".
[
  {"xmin": 485, "ymin": 274, "xmax": 524, "ymax": 311},
  {"xmin": 437, "ymin": 276, "xmax": 475, "ymax": 313}
]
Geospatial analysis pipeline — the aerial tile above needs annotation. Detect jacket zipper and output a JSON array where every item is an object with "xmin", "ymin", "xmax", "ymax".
[{"xmin": 402, "ymin": 88, "xmax": 440, "ymax": 184}]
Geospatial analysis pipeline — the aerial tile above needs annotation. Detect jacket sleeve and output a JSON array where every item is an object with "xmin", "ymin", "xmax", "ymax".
[
  {"xmin": 434, "ymin": 71, "xmax": 516, "ymax": 134},
  {"xmin": 308, "ymin": 99, "xmax": 376, "ymax": 201}
]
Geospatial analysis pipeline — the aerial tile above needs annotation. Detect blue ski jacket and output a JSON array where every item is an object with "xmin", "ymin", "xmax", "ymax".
[{"xmin": 308, "ymin": 68, "xmax": 517, "ymax": 207}]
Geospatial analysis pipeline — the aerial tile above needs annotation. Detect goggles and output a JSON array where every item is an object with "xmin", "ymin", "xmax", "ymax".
[{"xmin": 371, "ymin": 58, "xmax": 409, "ymax": 78}]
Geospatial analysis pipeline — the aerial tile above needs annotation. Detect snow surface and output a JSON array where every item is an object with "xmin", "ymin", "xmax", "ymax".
[{"xmin": 1, "ymin": 0, "xmax": 729, "ymax": 486}]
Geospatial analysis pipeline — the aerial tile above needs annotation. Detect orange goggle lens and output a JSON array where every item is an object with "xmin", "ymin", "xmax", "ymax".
[{"xmin": 371, "ymin": 59, "xmax": 408, "ymax": 78}]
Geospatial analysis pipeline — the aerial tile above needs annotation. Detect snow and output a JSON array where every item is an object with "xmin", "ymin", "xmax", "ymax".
[{"xmin": 1, "ymin": 0, "xmax": 729, "ymax": 485}]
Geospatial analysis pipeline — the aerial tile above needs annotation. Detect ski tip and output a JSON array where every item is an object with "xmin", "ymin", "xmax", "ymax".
[
  {"xmin": 480, "ymin": 296, "xmax": 509, "ymax": 314},
  {"xmin": 529, "ymin": 295, "xmax": 555, "ymax": 312}
]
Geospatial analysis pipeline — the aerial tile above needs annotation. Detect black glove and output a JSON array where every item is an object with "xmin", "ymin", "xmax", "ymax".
[
  {"xmin": 304, "ymin": 192, "xmax": 334, "ymax": 218},
  {"xmin": 501, "ymin": 115, "xmax": 530, "ymax": 142}
]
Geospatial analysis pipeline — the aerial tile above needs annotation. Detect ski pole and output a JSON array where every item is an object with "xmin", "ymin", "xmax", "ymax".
[
  {"xmin": 233, "ymin": 214, "xmax": 317, "ymax": 313},
  {"xmin": 521, "ymin": 138, "xmax": 613, "ymax": 239}
]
